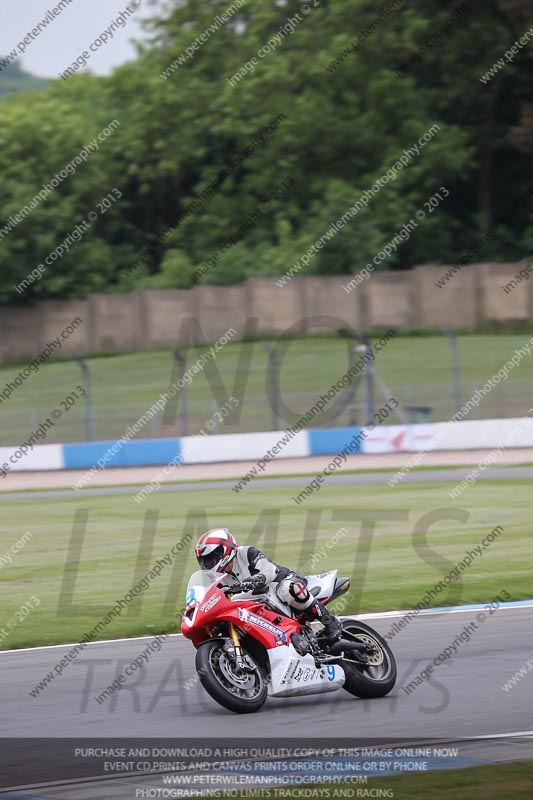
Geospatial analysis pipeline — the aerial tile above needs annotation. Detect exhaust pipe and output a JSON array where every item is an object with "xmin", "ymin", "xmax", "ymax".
[{"xmin": 328, "ymin": 639, "xmax": 369, "ymax": 656}]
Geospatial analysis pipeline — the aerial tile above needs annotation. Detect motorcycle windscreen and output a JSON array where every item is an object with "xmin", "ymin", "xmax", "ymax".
[{"xmin": 185, "ymin": 569, "xmax": 221, "ymax": 607}]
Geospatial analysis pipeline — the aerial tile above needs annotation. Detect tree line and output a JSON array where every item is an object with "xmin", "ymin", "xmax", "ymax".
[{"xmin": 1, "ymin": 0, "xmax": 532, "ymax": 303}]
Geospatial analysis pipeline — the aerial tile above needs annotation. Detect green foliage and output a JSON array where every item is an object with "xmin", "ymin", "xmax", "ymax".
[
  {"xmin": 1, "ymin": 0, "xmax": 533, "ymax": 302},
  {"xmin": 142, "ymin": 248, "xmax": 195, "ymax": 288}
]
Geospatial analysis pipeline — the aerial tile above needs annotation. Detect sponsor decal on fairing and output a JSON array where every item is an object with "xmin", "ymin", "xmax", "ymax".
[
  {"xmin": 238, "ymin": 607, "xmax": 288, "ymax": 642},
  {"xmin": 200, "ymin": 594, "xmax": 222, "ymax": 613}
]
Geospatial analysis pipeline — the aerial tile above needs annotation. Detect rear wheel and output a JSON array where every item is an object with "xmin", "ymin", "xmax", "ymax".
[
  {"xmin": 195, "ymin": 639, "xmax": 268, "ymax": 714},
  {"xmin": 339, "ymin": 619, "xmax": 396, "ymax": 698}
]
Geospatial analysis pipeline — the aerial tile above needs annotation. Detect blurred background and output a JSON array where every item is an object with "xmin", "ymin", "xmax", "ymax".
[
  {"xmin": 0, "ymin": 333, "xmax": 532, "ymax": 446},
  {"xmin": 1, "ymin": 0, "xmax": 533, "ymax": 445}
]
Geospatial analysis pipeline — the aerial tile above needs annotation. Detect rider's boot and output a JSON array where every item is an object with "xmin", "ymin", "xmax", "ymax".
[{"xmin": 301, "ymin": 599, "xmax": 342, "ymax": 643}]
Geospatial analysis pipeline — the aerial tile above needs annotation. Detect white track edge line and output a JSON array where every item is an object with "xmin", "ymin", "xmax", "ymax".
[{"xmin": 2, "ymin": 600, "xmax": 533, "ymax": 656}]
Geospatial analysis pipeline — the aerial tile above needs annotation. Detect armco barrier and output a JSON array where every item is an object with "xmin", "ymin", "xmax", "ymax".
[{"xmin": 2, "ymin": 417, "xmax": 533, "ymax": 474}]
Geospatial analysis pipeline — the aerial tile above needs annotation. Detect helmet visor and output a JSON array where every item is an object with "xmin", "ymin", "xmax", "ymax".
[{"xmin": 197, "ymin": 544, "xmax": 224, "ymax": 571}]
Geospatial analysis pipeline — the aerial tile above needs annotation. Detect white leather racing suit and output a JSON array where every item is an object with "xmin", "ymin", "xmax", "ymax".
[{"xmin": 226, "ymin": 546, "xmax": 314, "ymax": 612}]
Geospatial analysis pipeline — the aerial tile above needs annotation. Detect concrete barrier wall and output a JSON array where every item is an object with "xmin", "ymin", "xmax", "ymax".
[{"xmin": 2, "ymin": 261, "xmax": 533, "ymax": 363}]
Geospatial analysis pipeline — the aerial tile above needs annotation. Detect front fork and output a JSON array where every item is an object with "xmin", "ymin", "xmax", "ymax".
[{"xmin": 227, "ymin": 623, "xmax": 247, "ymax": 669}]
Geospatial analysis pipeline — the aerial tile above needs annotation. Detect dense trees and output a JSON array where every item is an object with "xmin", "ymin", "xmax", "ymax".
[{"xmin": 1, "ymin": 0, "xmax": 533, "ymax": 303}]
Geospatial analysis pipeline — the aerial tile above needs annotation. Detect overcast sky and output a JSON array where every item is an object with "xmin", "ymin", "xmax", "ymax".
[{"xmin": 0, "ymin": 0, "xmax": 157, "ymax": 78}]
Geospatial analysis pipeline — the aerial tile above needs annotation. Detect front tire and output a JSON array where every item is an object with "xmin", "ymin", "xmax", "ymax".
[
  {"xmin": 339, "ymin": 619, "xmax": 396, "ymax": 698},
  {"xmin": 195, "ymin": 640, "xmax": 268, "ymax": 714}
]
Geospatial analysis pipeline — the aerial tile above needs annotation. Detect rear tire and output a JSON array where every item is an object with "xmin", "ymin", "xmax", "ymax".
[
  {"xmin": 339, "ymin": 619, "xmax": 396, "ymax": 698},
  {"xmin": 195, "ymin": 640, "xmax": 268, "ymax": 714}
]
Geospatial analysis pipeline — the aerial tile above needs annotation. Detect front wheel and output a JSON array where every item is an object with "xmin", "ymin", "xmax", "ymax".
[
  {"xmin": 195, "ymin": 639, "xmax": 268, "ymax": 714},
  {"xmin": 339, "ymin": 619, "xmax": 396, "ymax": 698}
]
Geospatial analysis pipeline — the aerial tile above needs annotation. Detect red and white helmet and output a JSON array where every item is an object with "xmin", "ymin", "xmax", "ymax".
[{"xmin": 195, "ymin": 528, "xmax": 237, "ymax": 573}]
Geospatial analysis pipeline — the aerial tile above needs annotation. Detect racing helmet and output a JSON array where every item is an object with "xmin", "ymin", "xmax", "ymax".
[{"xmin": 195, "ymin": 528, "xmax": 237, "ymax": 573}]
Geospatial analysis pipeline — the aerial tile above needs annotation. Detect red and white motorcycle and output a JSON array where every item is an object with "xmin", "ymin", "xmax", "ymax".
[{"xmin": 181, "ymin": 568, "xmax": 396, "ymax": 713}]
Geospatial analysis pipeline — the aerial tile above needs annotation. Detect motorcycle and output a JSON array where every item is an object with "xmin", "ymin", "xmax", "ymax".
[{"xmin": 181, "ymin": 568, "xmax": 396, "ymax": 713}]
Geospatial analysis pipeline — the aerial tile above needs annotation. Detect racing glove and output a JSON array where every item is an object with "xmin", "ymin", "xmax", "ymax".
[{"xmin": 240, "ymin": 574, "xmax": 267, "ymax": 593}]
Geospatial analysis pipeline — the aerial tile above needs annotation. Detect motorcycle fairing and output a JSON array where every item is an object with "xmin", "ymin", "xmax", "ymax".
[
  {"xmin": 267, "ymin": 644, "xmax": 345, "ymax": 697},
  {"xmin": 237, "ymin": 608, "xmax": 289, "ymax": 643},
  {"xmin": 181, "ymin": 570, "xmax": 300, "ymax": 649},
  {"xmin": 304, "ymin": 569, "xmax": 338, "ymax": 599}
]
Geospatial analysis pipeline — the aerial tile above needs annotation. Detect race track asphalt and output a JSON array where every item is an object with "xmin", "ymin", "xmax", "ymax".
[
  {"xmin": 1, "ymin": 466, "xmax": 532, "ymax": 797},
  {"xmin": 0, "ymin": 464, "xmax": 532, "ymax": 502},
  {"xmin": 1, "ymin": 605, "xmax": 532, "ymax": 797}
]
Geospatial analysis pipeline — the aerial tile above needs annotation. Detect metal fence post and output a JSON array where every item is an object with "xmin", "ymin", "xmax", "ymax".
[
  {"xmin": 350, "ymin": 334, "xmax": 374, "ymax": 425},
  {"xmin": 442, "ymin": 327, "xmax": 461, "ymax": 416},
  {"xmin": 172, "ymin": 348, "xmax": 188, "ymax": 436},
  {"xmin": 262, "ymin": 341, "xmax": 281, "ymax": 430},
  {"xmin": 75, "ymin": 358, "xmax": 94, "ymax": 441}
]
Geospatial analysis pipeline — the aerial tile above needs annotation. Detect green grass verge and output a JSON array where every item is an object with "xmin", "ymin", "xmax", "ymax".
[
  {"xmin": 0, "ymin": 477, "xmax": 531, "ymax": 650},
  {"xmin": 0, "ymin": 333, "xmax": 532, "ymax": 444}
]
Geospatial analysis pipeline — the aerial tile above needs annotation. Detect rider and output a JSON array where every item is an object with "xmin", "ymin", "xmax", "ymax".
[{"xmin": 195, "ymin": 527, "xmax": 342, "ymax": 642}]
